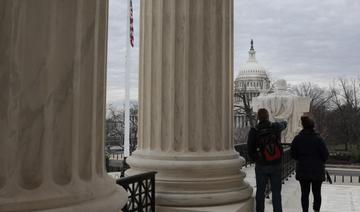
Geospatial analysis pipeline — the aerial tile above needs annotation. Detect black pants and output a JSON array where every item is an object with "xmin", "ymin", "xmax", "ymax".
[{"xmin": 299, "ymin": 180, "xmax": 323, "ymax": 212}]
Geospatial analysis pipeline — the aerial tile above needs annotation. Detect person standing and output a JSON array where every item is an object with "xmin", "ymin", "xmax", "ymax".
[
  {"xmin": 248, "ymin": 108, "xmax": 287, "ymax": 212},
  {"xmin": 290, "ymin": 116, "xmax": 329, "ymax": 212}
]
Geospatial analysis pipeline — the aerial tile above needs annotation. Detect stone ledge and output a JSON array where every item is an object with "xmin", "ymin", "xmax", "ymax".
[{"xmin": 156, "ymin": 198, "xmax": 254, "ymax": 212}]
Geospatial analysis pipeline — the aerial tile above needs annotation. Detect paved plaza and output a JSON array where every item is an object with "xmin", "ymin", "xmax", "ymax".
[{"xmin": 243, "ymin": 165, "xmax": 360, "ymax": 212}]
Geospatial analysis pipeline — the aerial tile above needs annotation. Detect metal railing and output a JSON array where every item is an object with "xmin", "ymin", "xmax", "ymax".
[
  {"xmin": 234, "ymin": 143, "xmax": 253, "ymax": 167},
  {"xmin": 116, "ymin": 171, "xmax": 157, "ymax": 212},
  {"xmin": 234, "ymin": 143, "xmax": 296, "ymax": 198},
  {"xmin": 281, "ymin": 144, "xmax": 296, "ymax": 183},
  {"xmin": 234, "ymin": 143, "xmax": 296, "ymax": 180}
]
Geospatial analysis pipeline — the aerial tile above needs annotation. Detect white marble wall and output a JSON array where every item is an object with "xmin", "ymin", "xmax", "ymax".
[
  {"xmin": 0, "ymin": 0, "xmax": 127, "ymax": 211},
  {"xmin": 127, "ymin": 0, "xmax": 253, "ymax": 211}
]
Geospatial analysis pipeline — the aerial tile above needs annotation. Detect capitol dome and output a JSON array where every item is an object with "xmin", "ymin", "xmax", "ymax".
[
  {"xmin": 234, "ymin": 39, "xmax": 270, "ymax": 92},
  {"xmin": 236, "ymin": 40, "xmax": 269, "ymax": 79}
]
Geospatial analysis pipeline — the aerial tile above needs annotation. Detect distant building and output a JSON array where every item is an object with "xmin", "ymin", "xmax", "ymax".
[{"xmin": 234, "ymin": 40, "xmax": 271, "ymax": 128}]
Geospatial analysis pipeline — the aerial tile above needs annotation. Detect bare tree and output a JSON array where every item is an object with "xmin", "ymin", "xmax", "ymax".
[
  {"xmin": 328, "ymin": 78, "xmax": 360, "ymax": 150},
  {"xmin": 292, "ymin": 82, "xmax": 332, "ymax": 111},
  {"xmin": 106, "ymin": 103, "xmax": 139, "ymax": 149},
  {"xmin": 234, "ymin": 84, "xmax": 256, "ymax": 127},
  {"xmin": 291, "ymin": 82, "xmax": 332, "ymax": 137},
  {"xmin": 129, "ymin": 103, "xmax": 138, "ymax": 149},
  {"xmin": 107, "ymin": 104, "xmax": 124, "ymax": 139}
]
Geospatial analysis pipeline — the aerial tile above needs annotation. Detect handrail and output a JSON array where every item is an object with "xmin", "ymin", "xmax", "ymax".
[
  {"xmin": 234, "ymin": 143, "xmax": 253, "ymax": 166},
  {"xmin": 116, "ymin": 171, "xmax": 157, "ymax": 212}
]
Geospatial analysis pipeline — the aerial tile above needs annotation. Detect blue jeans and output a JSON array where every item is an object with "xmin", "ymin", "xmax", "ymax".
[{"xmin": 255, "ymin": 164, "xmax": 282, "ymax": 212}]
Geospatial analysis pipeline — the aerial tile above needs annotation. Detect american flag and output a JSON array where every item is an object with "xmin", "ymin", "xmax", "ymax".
[{"xmin": 129, "ymin": 0, "xmax": 134, "ymax": 47}]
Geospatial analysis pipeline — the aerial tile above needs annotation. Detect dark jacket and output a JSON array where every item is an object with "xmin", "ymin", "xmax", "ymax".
[
  {"xmin": 247, "ymin": 120, "xmax": 287, "ymax": 165},
  {"xmin": 290, "ymin": 129, "xmax": 329, "ymax": 181}
]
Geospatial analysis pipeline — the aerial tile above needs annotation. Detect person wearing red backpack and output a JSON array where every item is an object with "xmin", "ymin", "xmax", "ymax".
[{"xmin": 247, "ymin": 108, "xmax": 287, "ymax": 212}]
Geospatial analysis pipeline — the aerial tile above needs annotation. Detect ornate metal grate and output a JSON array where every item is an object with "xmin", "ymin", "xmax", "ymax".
[{"xmin": 117, "ymin": 171, "xmax": 157, "ymax": 212}]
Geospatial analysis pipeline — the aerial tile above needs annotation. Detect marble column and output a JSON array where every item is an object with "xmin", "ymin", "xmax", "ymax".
[
  {"xmin": 0, "ymin": 0, "xmax": 127, "ymax": 211},
  {"xmin": 127, "ymin": 0, "xmax": 253, "ymax": 211}
]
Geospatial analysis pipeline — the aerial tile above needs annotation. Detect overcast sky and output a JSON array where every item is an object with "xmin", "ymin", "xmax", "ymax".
[{"xmin": 107, "ymin": 0, "xmax": 360, "ymax": 105}]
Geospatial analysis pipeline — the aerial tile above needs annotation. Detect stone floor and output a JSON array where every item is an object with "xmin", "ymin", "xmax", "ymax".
[
  {"xmin": 243, "ymin": 165, "xmax": 360, "ymax": 212},
  {"xmin": 108, "ymin": 164, "xmax": 360, "ymax": 212}
]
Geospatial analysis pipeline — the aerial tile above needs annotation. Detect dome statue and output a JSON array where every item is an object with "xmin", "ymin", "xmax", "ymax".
[{"xmin": 252, "ymin": 80, "xmax": 311, "ymax": 143}]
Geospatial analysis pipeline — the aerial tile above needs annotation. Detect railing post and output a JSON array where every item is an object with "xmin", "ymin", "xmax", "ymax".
[{"xmin": 151, "ymin": 173, "xmax": 156, "ymax": 211}]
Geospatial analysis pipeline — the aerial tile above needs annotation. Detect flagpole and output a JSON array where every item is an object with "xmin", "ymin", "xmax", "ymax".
[{"xmin": 124, "ymin": 0, "xmax": 131, "ymax": 158}]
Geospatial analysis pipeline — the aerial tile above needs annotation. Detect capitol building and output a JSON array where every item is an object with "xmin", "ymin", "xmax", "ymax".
[{"xmin": 234, "ymin": 40, "xmax": 271, "ymax": 128}]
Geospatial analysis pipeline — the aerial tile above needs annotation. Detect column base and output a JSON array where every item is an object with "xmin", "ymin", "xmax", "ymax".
[
  {"xmin": 156, "ymin": 197, "xmax": 254, "ymax": 212},
  {"xmin": 0, "ymin": 177, "xmax": 128, "ymax": 212},
  {"xmin": 41, "ymin": 186, "xmax": 127, "ymax": 212},
  {"xmin": 127, "ymin": 151, "xmax": 253, "ymax": 208}
]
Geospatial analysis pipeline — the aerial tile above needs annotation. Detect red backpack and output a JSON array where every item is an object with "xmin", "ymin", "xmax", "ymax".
[{"xmin": 255, "ymin": 127, "xmax": 283, "ymax": 162}]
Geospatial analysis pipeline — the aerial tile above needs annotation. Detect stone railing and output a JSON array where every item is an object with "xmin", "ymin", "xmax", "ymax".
[
  {"xmin": 116, "ymin": 172, "xmax": 157, "ymax": 212},
  {"xmin": 326, "ymin": 167, "xmax": 360, "ymax": 184},
  {"xmin": 106, "ymin": 157, "xmax": 130, "ymax": 177}
]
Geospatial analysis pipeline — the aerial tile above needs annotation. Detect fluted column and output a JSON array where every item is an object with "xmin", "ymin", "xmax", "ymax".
[
  {"xmin": 0, "ymin": 0, "xmax": 127, "ymax": 211},
  {"xmin": 127, "ymin": 0, "xmax": 253, "ymax": 210}
]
